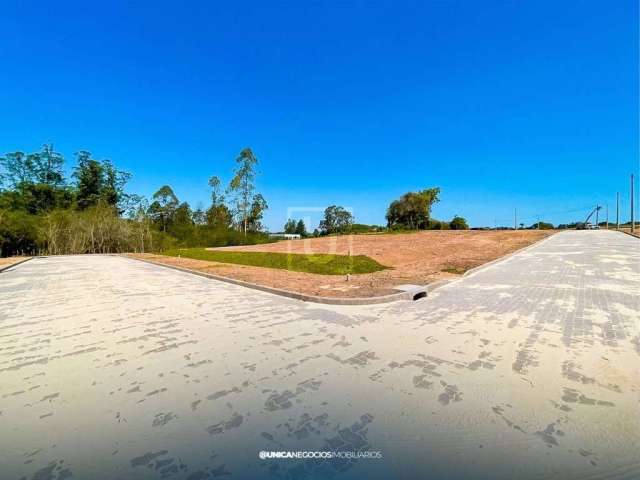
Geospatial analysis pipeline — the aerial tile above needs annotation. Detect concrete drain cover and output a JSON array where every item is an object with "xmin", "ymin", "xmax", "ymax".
[{"xmin": 394, "ymin": 284, "xmax": 428, "ymax": 300}]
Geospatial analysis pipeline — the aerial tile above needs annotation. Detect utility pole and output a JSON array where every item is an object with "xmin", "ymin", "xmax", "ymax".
[
  {"xmin": 616, "ymin": 192, "xmax": 619, "ymax": 229},
  {"xmin": 632, "ymin": 174, "xmax": 635, "ymax": 234},
  {"xmin": 514, "ymin": 208, "xmax": 517, "ymax": 230},
  {"xmin": 595, "ymin": 205, "xmax": 599, "ymax": 227},
  {"xmin": 537, "ymin": 215, "xmax": 540, "ymax": 230},
  {"xmin": 606, "ymin": 203, "xmax": 609, "ymax": 229}
]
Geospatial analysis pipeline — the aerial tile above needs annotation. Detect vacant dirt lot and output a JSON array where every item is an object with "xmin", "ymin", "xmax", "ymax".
[
  {"xmin": 132, "ymin": 230, "xmax": 553, "ymax": 298},
  {"xmin": 0, "ymin": 256, "xmax": 30, "ymax": 270}
]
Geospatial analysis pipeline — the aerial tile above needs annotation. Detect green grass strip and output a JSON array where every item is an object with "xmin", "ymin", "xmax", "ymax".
[{"xmin": 161, "ymin": 248, "xmax": 388, "ymax": 275}]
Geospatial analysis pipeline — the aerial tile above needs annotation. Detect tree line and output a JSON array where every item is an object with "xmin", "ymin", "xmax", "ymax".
[
  {"xmin": 0, "ymin": 145, "xmax": 270, "ymax": 257},
  {"xmin": 1, "ymin": 144, "xmax": 470, "ymax": 257},
  {"xmin": 146, "ymin": 148, "xmax": 268, "ymax": 238},
  {"xmin": 283, "ymin": 205, "xmax": 356, "ymax": 237},
  {"xmin": 282, "ymin": 189, "xmax": 468, "ymax": 238}
]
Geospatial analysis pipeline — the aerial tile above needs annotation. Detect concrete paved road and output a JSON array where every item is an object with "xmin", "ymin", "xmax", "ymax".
[{"xmin": 1, "ymin": 230, "xmax": 638, "ymax": 480}]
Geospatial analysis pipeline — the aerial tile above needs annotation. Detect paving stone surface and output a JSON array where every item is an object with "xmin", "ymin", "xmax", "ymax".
[{"xmin": 0, "ymin": 230, "xmax": 638, "ymax": 480}]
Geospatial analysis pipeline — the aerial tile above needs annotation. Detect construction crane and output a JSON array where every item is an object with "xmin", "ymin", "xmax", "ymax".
[{"xmin": 584, "ymin": 205, "xmax": 602, "ymax": 229}]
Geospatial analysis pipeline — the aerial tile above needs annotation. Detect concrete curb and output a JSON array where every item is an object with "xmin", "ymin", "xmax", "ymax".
[
  {"xmin": 122, "ymin": 255, "xmax": 427, "ymax": 305},
  {"xmin": 0, "ymin": 257, "xmax": 34, "ymax": 273},
  {"xmin": 425, "ymin": 278, "xmax": 454, "ymax": 293}
]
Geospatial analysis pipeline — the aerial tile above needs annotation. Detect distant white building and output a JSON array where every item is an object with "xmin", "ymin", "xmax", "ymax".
[{"xmin": 269, "ymin": 233, "xmax": 301, "ymax": 240}]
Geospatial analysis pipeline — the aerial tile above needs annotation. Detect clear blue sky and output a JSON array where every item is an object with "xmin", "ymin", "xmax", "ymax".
[{"xmin": 1, "ymin": 1, "xmax": 638, "ymax": 229}]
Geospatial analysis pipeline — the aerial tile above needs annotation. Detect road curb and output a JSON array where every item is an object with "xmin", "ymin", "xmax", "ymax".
[
  {"xmin": 0, "ymin": 257, "xmax": 33, "ymax": 273},
  {"xmin": 425, "ymin": 278, "xmax": 455, "ymax": 292},
  {"xmin": 122, "ymin": 255, "xmax": 427, "ymax": 305}
]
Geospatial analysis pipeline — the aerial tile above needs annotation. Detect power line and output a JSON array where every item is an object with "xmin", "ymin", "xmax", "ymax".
[{"xmin": 491, "ymin": 204, "xmax": 594, "ymax": 224}]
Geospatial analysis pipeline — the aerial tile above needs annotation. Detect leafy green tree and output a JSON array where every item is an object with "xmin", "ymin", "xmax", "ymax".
[
  {"xmin": 174, "ymin": 202, "xmax": 193, "ymax": 226},
  {"xmin": 247, "ymin": 193, "xmax": 268, "ymax": 232},
  {"xmin": 449, "ymin": 215, "xmax": 469, "ymax": 230},
  {"xmin": 1, "ymin": 146, "xmax": 72, "ymax": 214},
  {"xmin": 386, "ymin": 188, "xmax": 441, "ymax": 229},
  {"xmin": 167, "ymin": 201, "xmax": 195, "ymax": 241},
  {"xmin": 192, "ymin": 202, "xmax": 206, "ymax": 225},
  {"xmin": 0, "ymin": 151, "xmax": 33, "ymax": 189},
  {"xmin": 208, "ymin": 176, "xmax": 224, "ymax": 206},
  {"xmin": 319, "ymin": 205, "xmax": 354, "ymax": 234},
  {"xmin": 148, "ymin": 185, "xmax": 179, "ymax": 232},
  {"xmin": 206, "ymin": 204, "xmax": 232, "ymax": 228},
  {"xmin": 0, "ymin": 145, "xmax": 73, "ymax": 215},
  {"xmin": 120, "ymin": 193, "xmax": 146, "ymax": 220},
  {"xmin": 228, "ymin": 148, "xmax": 258, "ymax": 235},
  {"xmin": 0, "ymin": 209, "xmax": 41, "ymax": 256},
  {"xmin": 21, "ymin": 183, "xmax": 74, "ymax": 214},
  {"xmin": 31, "ymin": 144, "xmax": 65, "ymax": 186},
  {"xmin": 101, "ymin": 159, "xmax": 132, "ymax": 210},
  {"xmin": 295, "ymin": 219, "xmax": 307, "ymax": 237},
  {"xmin": 426, "ymin": 219, "xmax": 445, "ymax": 230},
  {"xmin": 284, "ymin": 219, "xmax": 297, "ymax": 234},
  {"xmin": 73, "ymin": 151, "xmax": 105, "ymax": 209},
  {"xmin": 74, "ymin": 152, "xmax": 130, "ymax": 210},
  {"xmin": 205, "ymin": 174, "xmax": 232, "ymax": 228},
  {"xmin": 0, "ymin": 189, "xmax": 25, "ymax": 211}
]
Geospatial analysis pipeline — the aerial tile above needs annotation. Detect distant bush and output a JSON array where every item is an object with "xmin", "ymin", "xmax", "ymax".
[
  {"xmin": 426, "ymin": 219, "xmax": 449, "ymax": 230},
  {"xmin": 529, "ymin": 221, "xmax": 554, "ymax": 230},
  {"xmin": 350, "ymin": 223, "xmax": 381, "ymax": 234},
  {"xmin": 166, "ymin": 225, "xmax": 274, "ymax": 249},
  {"xmin": 426, "ymin": 220, "xmax": 440, "ymax": 230},
  {"xmin": 0, "ymin": 209, "xmax": 42, "ymax": 256},
  {"xmin": 449, "ymin": 215, "xmax": 469, "ymax": 230},
  {"xmin": 558, "ymin": 222, "xmax": 581, "ymax": 229}
]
